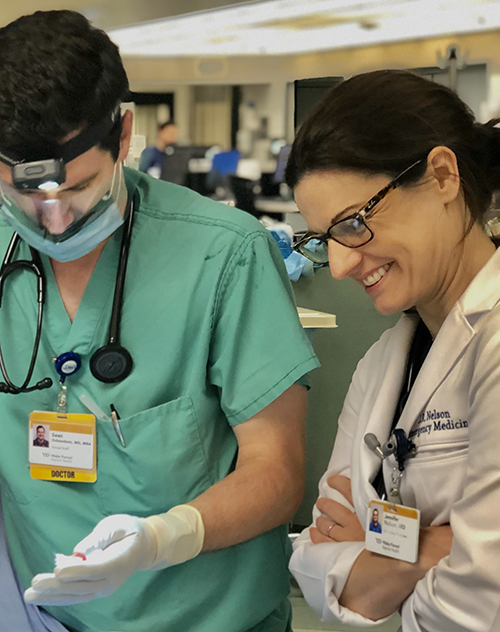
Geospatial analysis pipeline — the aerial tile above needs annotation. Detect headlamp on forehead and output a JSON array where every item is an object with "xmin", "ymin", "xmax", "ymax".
[
  {"xmin": 0, "ymin": 106, "xmax": 120, "ymax": 191},
  {"xmin": 11, "ymin": 159, "xmax": 66, "ymax": 191}
]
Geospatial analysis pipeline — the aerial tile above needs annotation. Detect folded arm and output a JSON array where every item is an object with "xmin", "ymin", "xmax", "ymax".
[{"xmin": 311, "ymin": 475, "xmax": 452, "ymax": 621}]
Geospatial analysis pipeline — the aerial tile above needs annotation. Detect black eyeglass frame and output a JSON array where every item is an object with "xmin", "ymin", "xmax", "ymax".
[{"xmin": 293, "ymin": 157, "xmax": 427, "ymax": 265}]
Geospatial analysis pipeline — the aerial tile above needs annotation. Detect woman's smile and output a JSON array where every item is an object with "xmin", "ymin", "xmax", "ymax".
[
  {"xmin": 361, "ymin": 263, "xmax": 392, "ymax": 289},
  {"xmin": 294, "ymin": 163, "xmax": 491, "ymax": 329}
]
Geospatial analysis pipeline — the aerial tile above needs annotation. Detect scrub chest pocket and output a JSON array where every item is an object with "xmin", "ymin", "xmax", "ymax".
[{"xmin": 95, "ymin": 396, "xmax": 214, "ymax": 516}]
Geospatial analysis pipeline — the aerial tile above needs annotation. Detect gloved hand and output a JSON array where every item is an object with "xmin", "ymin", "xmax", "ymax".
[{"xmin": 24, "ymin": 504, "xmax": 204, "ymax": 606}]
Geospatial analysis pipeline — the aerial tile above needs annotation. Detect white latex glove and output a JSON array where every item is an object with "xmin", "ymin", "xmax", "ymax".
[{"xmin": 24, "ymin": 504, "xmax": 204, "ymax": 606}]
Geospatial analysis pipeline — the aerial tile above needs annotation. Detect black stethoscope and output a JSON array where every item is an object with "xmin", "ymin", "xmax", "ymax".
[{"xmin": 0, "ymin": 196, "xmax": 136, "ymax": 394}]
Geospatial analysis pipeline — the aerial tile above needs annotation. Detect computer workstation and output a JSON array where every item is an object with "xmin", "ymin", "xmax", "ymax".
[
  {"xmin": 158, "ymin": 143, "xmax": 301, "ymax": 226},
  {"xmin": 252, "ymin": 145, "xmax": 302, "ymax": 228}
]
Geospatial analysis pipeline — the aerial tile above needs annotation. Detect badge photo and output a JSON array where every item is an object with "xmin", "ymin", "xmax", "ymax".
[{"xmin": 365, "ymin": 499, "xmax": 420, "ymax": 564}]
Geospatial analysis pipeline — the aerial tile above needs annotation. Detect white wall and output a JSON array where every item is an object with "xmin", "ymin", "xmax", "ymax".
[{"xmin": 239, "ymin": 82, "xmax": 288, "ymax": 140}]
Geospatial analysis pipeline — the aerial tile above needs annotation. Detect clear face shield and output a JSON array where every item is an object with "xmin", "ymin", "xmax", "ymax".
[
  {"xmin": 0, "ymin": 162, "xmax": 126, "ymax": 244},
  {"xmin": 0, "ymin": 107, "xmax": 128, "ymax": 262}
]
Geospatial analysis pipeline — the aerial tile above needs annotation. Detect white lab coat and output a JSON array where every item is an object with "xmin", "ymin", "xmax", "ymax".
[{"xmin": 290, "ymin": 246, "xmax": 500, "ymax": 632}]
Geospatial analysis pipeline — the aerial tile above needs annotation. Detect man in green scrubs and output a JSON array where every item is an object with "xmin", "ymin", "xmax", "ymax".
[{"xmin": 0, "ymin": 10, "xmax": 319, "ymax": 632}]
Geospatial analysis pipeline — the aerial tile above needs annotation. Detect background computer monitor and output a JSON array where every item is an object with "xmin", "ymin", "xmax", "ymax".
[
  {"xmin": 294, "ymin": 76, "xmax": 344, "ymax": 130},
  {"xmin": 160, "ymin": 146, "xmax": 195, "ymax": 186},
  {"xmin": 273, "ymin": 144, "xmax": 292, "ymax": 184}
]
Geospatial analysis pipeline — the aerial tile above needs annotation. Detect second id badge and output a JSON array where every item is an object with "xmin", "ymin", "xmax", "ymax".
[
  {"xmin": 365, "ymin": 499, "xmax": 420, "ymax": 563},
  {"xmin": 29, "ymin": 410, "xmax": 97, "ymax": 483}
]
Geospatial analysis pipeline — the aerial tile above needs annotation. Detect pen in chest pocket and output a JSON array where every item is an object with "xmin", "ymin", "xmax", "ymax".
[
  {"xmin": 79, "ymin": 394, "xmax": 126, "ymax": 447},
  {"xmin": 110, "ymin": 404, "xmax": 126, "ymax": 448}
]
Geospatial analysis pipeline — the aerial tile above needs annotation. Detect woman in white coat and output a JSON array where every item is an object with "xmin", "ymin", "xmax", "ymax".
[{"xmin": 286, "ymin": 70, "xmax": 500, "ymax": 632}]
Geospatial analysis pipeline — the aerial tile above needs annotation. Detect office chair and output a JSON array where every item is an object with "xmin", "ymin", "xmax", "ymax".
[{"xmin": 206, "ymin": 149, "xmax": 240, "ymax": 193}]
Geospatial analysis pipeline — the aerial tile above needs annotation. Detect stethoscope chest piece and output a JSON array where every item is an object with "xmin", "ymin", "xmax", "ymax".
[
  {"xmin": 89, "ymin": 345, "xmax": 133, "ymax": 384},
  {"xmin": 89, "ymin": 195, "xmax": 136, "ymax": 385}
]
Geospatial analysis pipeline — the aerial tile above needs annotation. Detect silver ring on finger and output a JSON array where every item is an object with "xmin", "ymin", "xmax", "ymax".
[{"xmin": 327, "ymin": 523, "xmax": 334, "ymax": 539}]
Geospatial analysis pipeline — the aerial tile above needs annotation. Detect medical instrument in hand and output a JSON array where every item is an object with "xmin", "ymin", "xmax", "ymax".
[
  {"xmin": 0, "ymin": 196, "xmax": 136, "ymax": 394},
  {"xmin": 25, "ymin": 505, "xmax": 205, "ymax": 606}
]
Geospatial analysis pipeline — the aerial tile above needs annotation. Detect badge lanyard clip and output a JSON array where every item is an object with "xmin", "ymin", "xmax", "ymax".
[
  {"xmin": 388, "ymin": 429, "xmax": 417, "ymax": 500},
  {"xmin": 57, "ymin": 381, "xmax": 68, "ymax": 414},
  {"xmin": 365, "ymin": 429, "xmax": 417, "ymax": 501},
  {"xmin": 53, "ymin": 352, "xmax": 82, "ymax": 413}
]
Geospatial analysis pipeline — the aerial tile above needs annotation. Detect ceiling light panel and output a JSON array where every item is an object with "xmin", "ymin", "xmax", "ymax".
[{"xmin": 108, "ymin": 0, "xmax": 500, "ymax": 57}]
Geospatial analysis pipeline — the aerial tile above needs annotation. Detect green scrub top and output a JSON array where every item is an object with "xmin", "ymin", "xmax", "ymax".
[{"xmin": 0, "ymin": 169, "xmax": 319, "ymax": 632}]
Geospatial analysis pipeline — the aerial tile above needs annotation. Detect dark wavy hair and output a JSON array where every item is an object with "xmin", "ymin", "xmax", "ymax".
[
  {"xmin": 0, "ymin": 10, "xmax": 129, "ymax": 161},
  {"xmin": 285, "ymin": 70, "xmax": 500, "ymax": 224}
]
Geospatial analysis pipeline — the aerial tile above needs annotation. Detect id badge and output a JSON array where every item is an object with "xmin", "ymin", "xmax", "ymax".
[
  {"xmin": 365, "ymin": 499, "xmax": 420, "ymax": 563},
  {"xmin": 29, "ymin": 410, "xmax": 97, "ymax": 483}
]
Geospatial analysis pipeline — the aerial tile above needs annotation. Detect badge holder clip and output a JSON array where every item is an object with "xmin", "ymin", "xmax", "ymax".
[{"xmin": 53, "ymin": 352, "xmax": 82, "ymax": 414}]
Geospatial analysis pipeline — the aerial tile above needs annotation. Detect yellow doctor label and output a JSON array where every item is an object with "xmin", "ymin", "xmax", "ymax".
[{"xmin": 29, "ymin": 410, "xmax": 97, "ymax": 483}]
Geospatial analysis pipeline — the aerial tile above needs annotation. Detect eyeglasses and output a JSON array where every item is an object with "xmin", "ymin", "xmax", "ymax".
[{"xmin": 293, "ymin": 158, "xmax": 426, "ymax": 265}]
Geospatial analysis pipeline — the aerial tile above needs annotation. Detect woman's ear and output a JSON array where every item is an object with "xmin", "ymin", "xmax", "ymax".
[
  {"xmin": 426, "ymin": 146, "xmax": 461, "ymax": 204},
  {"xmin": 117, "ymin": 109, "xmax": 134, "ymax": 163}
]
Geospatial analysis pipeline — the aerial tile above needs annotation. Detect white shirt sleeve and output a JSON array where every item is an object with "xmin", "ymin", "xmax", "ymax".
[
  {"xmin": 401, "ymin": 323, "xmax": 500, "ymax": 632},
  {"xmin": 290, "ymin": 365, "xmax": 395, "ymax": 627}
]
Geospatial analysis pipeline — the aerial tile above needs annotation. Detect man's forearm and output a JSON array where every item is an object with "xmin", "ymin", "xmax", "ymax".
[
  {"xmin": 189, "ymin": 383, "xmax": 307, "ymax": 552},
  {"xmin": 189, "ymin": 458, "xmax": 303, "ymax": 551}
]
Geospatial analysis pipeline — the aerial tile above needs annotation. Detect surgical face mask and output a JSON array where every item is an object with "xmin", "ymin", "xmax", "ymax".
[{"xmin": 0, "ymin": 163, "xmax": 127, "ymax": 262}]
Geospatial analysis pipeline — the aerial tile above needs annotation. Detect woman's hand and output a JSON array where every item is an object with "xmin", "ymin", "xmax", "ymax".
[{"xmin": 311, "ymin": 475, "xmax": 365, "ymax": 544}]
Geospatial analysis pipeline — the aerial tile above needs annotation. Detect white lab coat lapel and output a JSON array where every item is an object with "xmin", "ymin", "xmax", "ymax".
[
  {"xmin": 396, "ymin": 244, "xmax": 500, "ymax": 436},
  {"xmin": 353, "ymin": 315, "xmax": 416, "ymax": 521},
  {"xmin": 396, "ymin": 307, "xmax": 474, "ymax": 438}
]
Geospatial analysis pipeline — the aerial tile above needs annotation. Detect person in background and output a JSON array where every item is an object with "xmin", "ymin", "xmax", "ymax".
[
  {"xmin": 138, "ymin": 120, "xmax": 178, "ymax": 177},
  {"xmin": 286, "ymin": 69, "xmax": 500, "ymax": 631},
  {"xmin": 0, "ymin": 10, "xmax": 319, "ymax": 632}
]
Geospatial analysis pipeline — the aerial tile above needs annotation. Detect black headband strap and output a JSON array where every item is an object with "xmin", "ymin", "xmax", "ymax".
[
  {"xmin": 0, "ymin": 150, "xmax": 21, "ymax": 167},
  {"xmin": 0, "ymin": 106, "xmax": 121, "ymax": 167},
  {"xmin": 60, "ymin": 107, "xmax": 121, "ymax": 163}
]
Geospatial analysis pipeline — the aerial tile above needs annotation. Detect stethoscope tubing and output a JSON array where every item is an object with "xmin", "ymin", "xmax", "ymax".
[
  {"xmin": 0, "ymin": 194, "xmax": 136, "ymax": 394},
  {"xmin": 0, "ymin": 235, "xmax": 46, "ymax": 393},
  {"xmin": 108, "ymin": 195, "xmax": 134, "ymax": 346}
]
